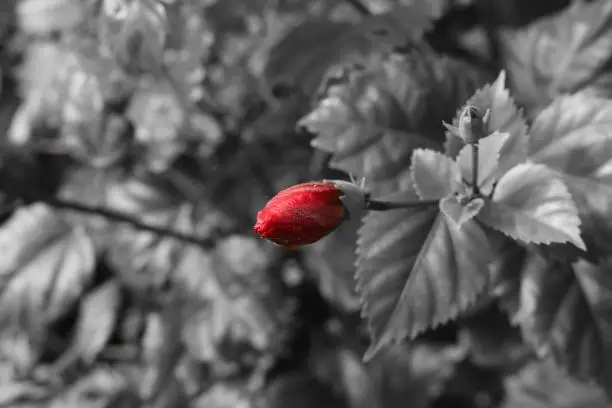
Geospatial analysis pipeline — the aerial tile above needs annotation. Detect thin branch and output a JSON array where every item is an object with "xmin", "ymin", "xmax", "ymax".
[
  {"xmin": 345, "ymin": 0, "xmax": 372, "ymax": 16},
  {"xmin": 2, "ymin": 184, "xmax": 228, "ymax": 249},
  {"xmin": 366, "ymin": 198, "xmax": 437, "ymax": 211}
]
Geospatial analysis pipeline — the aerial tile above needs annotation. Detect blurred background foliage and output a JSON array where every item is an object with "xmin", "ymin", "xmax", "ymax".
[{"xmin": 0, "ymin": 0, "xmax": 605, "ymax": 407}]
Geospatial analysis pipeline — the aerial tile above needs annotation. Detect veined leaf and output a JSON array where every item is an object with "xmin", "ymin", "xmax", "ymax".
[
  {"xmin": 445, "ymin": 71, "xmax": 528, "ymax": 183},
  {"xmin": 300, "ymin": 49, "xmax": 485, "ymax": 196},
  {"xmin": 477, "ymin": 162, "xmax": 585, "ymax": 250},
  {"xmin": 356, "ymin": 187, "xmax": 491, "ymax": 360},
  {"xmin": 501, "ymin": 0, "xmax": 612, "ymax": 116},
  {"xmin": 514, "ymin": 252, "xmax": 612, "ymax": 397},
  {"xmin": 410, "ymin": 148, "xmax": 461, "ymax": 200},
  {"xmin": 528, "ymin": 93, "xmax": 612, "ymax": 255}
]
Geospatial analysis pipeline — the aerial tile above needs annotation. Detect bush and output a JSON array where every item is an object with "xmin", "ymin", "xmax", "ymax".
[{"xmin": 0, "ymin": 0, "xmax": 610, "ymax": 407}]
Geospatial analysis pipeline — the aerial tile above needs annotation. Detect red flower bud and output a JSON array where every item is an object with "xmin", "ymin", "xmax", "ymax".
[{"xmin": 253, "ymin": 180, "xmax": 366, "ymax": 249}]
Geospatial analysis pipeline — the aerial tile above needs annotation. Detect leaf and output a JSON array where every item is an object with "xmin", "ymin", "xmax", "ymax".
[
  {"xmin": 49, "ymin": 366, "xmax": 132, "ymax": 408},
  {"xmin": 261, "ymin": 371, "xmax": 347, "ymax": 408},
  {"xmin": 356, "ymin": 187, "xmax": 492, "ymax": 360},
  {"xmin": 440, "ymin": 196, "xmax": 484, "ymax": 228},
  {"xmin": 104, "ymin": 174, "xmax": 234, "ymax": 293},
  {"xmin": 410, "ymin": 148, "xmax": 461, "ymax": 200},
  {"xmin": 514, "ymin": 252, "xmax": 612, "ymax": 398},
  {"xmin": 359, "ymin": 1, "xmax": 450, "ymax": 45},
  {"xmin": 17, "ymin": 0, "xmax": 85, "ymax": 34},
  {"xmin": 302, "ymin": 215, "xmax": 362, "ymax": 312},
  {"xmin": 458, "ymin": 302, "xmax": 531, "ymax": 372},
  {"xmin": 70, "ymin": 280, "xmax": 122, "ymax": 364},
  {"xmin": 299, "ymin": 49, "xmax": 485, "ymax": 196},
  {"xmin": 368, "ymin": 342, "xmax": 464, "ymax": 408},
  {"xmin": 502, "ymin": 359, "xmax": 610, "ymax": 408},
  {"xmin": 477, "ymin": 162, "xmax": 585, "ymax": 250},
  {"xmin": 445, "ymin": 71, "xmax": 528, "ymax": 183},
  {"xmin": 0, "ymin": 204, "xmax": 96, "ymax": 353},
  {"xmin": 528, "ymin": 93, "xmax": 612, "ymax": 254},
  {"xmin": 265, "ymin": 0, "xmax": 449, "ymax": 96},
  {"xmin": 175, "ymin": 237, "xmax": 290, "ymax": 358},
  {"xmin": 456, "ymin": 131, "xmax": 509, "ymax": 195},
  {"xmin": 264, "ymin": 20, "xmax": 378, "ymax": 97},
  {"xmin": 501, "ymin": 0, "xmax": 612, "ymax": 116},
  {"xmin": 0, "ymin": 380, "xmax": 48, "ymax": 406},
  {"xmin": 141, "ymin": 298, "xmax": 186, "ymax": 403},
  {"xmin": 127, "ymin": 82, "xmax": 186, "ymax": 173}
]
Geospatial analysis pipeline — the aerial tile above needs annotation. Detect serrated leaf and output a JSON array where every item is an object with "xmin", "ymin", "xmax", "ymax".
[
  {"xmin": 477, "ymin": 162, "xmax": 585, "ymax": 250},
  {"xmin": 70, "ymin": 280, "xmax": 122, "ymax": 364},
  {"xmin": 445, "ymin": 71, "xmax": 528, "ymax": 182},
  {"xmin": 501, "ymin": 0, "xmax": 612, "ymax": 116},
  {"xmin": 300, "ymin": 50, "xmax": 485, "ymax": 196},
  {"xmin": 0, "ymin": 204, "xmax": 95, "ymax": 362},
  {"xmin": 456, "ymin": 131, "xmax": 509, "ymax": 195},
  {"xmin": 410, "ymin": 148, "xmax": 461, "ymax": 200},
  {"xmin": 528, "ymin": 93, "xmax": 612, "ymax": 254},
  {"xmin": 356, "ymin": 188, "xmax": 492, "ymax": 360},
  {"xmin": 502, "ymin": 359, "xmax": 609, "ymax": 408},
  {"xmin": 440, "ymin": 196, "xmax": 484, "ymax": 228},
  {"xmin": 514, "ymin": 252, "xmax": 612, "ymax": 397}
]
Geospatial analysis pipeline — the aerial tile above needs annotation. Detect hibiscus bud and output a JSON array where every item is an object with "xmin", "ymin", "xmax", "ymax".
[
  {"xmin": 458, "ymin": 105, "xmax": 488, "ymax": 144},
  {"xmin": 253, "ymin": 180, "xmax": 366, "ymax": 249}
]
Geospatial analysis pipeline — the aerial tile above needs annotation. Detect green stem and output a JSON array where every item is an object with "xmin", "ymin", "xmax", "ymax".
[
  {"xmin": 472, "ymin": 142, "xmax": 480, "ymax": 196},
  {"xmin": 366, "ymin": 198, "xmax": 436, "ymax": 211}
]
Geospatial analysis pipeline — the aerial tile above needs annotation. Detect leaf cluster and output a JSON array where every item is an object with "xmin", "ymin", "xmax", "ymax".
[{"xmin": 1, "ymin": 0, "xmax": 612, "ymax": 408}]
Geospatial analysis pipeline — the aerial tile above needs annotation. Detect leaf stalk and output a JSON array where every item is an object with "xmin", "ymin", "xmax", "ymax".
[
  {"xmin": 472, "ymin": 142, "xmax": 480, "ymax": 196},
  {"xmin": 366, "ymin": 198, "xmax": 436, "ymax": 211}
]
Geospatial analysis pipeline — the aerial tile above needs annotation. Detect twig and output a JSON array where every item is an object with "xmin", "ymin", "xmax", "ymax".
[
  {"xmin": 366, "ymin": 198, "xmax": 437, "ymax": 211},
  {"xmin": 2, "ymin": 184, "xmax": 225, "ymax": 249},
  {"xmin": 345, "ymin": 0, "xmax": 372, "ymax": 16}
]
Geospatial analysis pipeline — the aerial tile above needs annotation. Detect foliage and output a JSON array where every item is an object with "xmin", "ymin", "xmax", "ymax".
[{"xmin": 0, "ymin": 0, "xmax": 611, "ymax": 407}]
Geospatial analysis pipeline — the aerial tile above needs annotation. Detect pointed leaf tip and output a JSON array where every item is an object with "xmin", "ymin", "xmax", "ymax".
[
  {"xmin": 477, "ymin": 162, "xmax": 585, "ymax": 250},
  {"xmin": 357, "ymin": 192, "xmax": 491, "ymax": 358}
]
